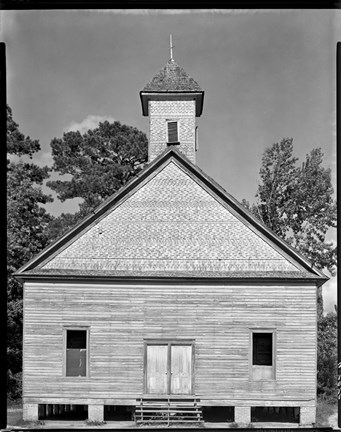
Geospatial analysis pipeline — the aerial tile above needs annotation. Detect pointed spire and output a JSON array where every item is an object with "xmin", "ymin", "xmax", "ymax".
[{"xmin": 169, "ymin": 34, "xmax": 174, "ymax": 61}]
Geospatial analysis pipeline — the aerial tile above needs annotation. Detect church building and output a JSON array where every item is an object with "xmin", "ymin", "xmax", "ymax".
[{"xmin": 16, "ymin": 51, "xmax": 327, "ymax": 426}]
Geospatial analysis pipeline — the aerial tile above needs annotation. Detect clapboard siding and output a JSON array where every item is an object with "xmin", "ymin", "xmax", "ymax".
[{"xmin": 23, "ymin": 282, "xmax": 316, "ymax": 405}]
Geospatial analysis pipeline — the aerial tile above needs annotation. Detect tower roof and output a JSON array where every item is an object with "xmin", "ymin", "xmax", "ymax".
[
  {"xmin": 140, "ymin": 59, "xmax": 204, "ymax": 116},
  {"xmin": 142, "ymin": 59, "xmax": 203, "ymax": 92}
]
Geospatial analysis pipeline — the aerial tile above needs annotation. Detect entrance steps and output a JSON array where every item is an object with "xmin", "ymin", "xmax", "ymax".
[{"xmin": 135, "ymin": 397, "xmax": 203, "ymax": 425}]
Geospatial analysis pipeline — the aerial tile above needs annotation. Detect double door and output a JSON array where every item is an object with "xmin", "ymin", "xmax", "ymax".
[{"xmin": 145, "ymin": 343, "xmax": 193, "ymax": 395}]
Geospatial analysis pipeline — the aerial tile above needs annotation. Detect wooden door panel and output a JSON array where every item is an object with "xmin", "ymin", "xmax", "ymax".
[
  {"xmin": 146, "ymin": 345, "xmax": 168, "ymax": 394},
  {"xmin": 170, "ymin": 345, "xmax": 192, "ymax": 394}
]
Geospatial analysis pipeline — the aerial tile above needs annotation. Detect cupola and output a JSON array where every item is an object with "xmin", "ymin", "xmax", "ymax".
[{"xmin": 140, "ymin": 39, "xmax": 204, "ymax": 163}]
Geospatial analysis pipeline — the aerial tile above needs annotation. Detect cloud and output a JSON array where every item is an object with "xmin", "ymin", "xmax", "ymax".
[
  {"xmin": 8, "ymin": 150, "xmax": 54, "ymax": 167},
  {"xmin": 35, "ymin": 151, "xmax": 54, "ymax": 167},
  {"xmin": 1, "ymin": 11, "xmax": 19, "ymax": 37},
  {"xmin": 63, "ymin": 115, "xmax": 116, "ymax": 135},
  {"xmin": 329, "ymin": 111, "xmax": 337, "ymax": 188},
  {"xmin": 330, "ymin": 110, "xmax": 336, "ymax": 140}
]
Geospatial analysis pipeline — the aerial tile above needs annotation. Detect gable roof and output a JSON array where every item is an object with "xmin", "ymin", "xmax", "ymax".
[
  {"xmin": 142, "ymin": 59, "xmax": 203, "ymax": 92},
  {"xmin": 15, "ymin": 148, "xmax": 327, "ymax": 285}
]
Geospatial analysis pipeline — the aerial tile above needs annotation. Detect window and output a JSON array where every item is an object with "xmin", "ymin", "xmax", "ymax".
[
  {"xmin": 250, "ymin": 329, "xmax": 275, "ymax": 380},
  {"xmin": 167, "ymin": 121, "xmax": 179, "ymax": 144},
  {"xmin": 65, "ymin": 329, "xmax": 88, "ymax": 377},
  {"xmin": 253, "ymin": 333, "xmax": 272, "ymax": 366}
]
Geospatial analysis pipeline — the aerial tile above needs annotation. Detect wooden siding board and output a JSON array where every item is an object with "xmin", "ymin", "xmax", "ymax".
[
  {"xmin": 24, "ymin": 397, "xmax": 314, "ymax": 407},
  {"xmin": 23, "ymin": 282, "xmax": 316, "ymax": 405}
]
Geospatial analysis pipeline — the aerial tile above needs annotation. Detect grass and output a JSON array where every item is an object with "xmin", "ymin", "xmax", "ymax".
[
  {"xmin": 316, "ymin": 396, "xmax": 337, "ymax": 427},
  {"xmin": 85, "ymin": 419, "xmax": 107, "ymax": 426},
  {"xmin": 7, "ymin": 399, "xmax": 23, "ymax": 427},
  {"xmin": 7, "ymin": 400, "xmax": 45, "ymax": 428},
  {"xmin": 20, "ymin": 420, "xmax": 46, "ymax": 427}
]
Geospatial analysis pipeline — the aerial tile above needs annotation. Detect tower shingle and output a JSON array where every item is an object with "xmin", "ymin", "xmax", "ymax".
[{"xmin": 142, "ymin": 59, "xmax": 202, "ymax": 92}]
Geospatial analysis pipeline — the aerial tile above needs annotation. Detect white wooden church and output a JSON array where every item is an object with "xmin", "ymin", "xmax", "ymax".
[{"xmin": 16, "ymin": 50, "xmax": 327, "ymax": 426}]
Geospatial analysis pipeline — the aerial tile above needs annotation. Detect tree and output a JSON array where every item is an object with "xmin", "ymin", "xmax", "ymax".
[
  {"xmin": 46, "ymin": 121, "xmax": 148, "ymax": 239},
  {"xmin": 7, "ymin": 105, "xmax": 53, "ymax": 399},
  {"xmin": 245, "ymin": 138, "xmax": 337, "ymax": 276},
  {"xmin": 46, "ymin": 212, "xmax": 82, "ymax": 243},
  {"xmin": 317, "ymin": 311, "xmax": 337, "ymax": 399},
  {"xmin": 7, "ymin": 105, "xmax": 40, "ymax": 157},
  {"xmin": 250, "ymin": 138, "xmax": 298, "ymax": 238},
  {"xmin": 243, "ymin": 138, "xmax": 337, "ymax": 398},
  {"xmin": 288, "ymin": 148, "xmax": 337, "ymax": 273}
]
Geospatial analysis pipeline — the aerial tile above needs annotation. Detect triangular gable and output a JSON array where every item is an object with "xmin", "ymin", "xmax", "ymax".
[{"xmin": 16, "ymin": 148, "xmax": 327, "ymax": 283}]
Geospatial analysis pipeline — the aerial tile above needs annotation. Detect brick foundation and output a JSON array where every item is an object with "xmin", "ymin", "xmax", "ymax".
[
  {"xmin": 88, "ymin": 404, "xmax": 104, "ymax": 422},
  {"xmin": 23, "ymin": 403, "xmax": 39, "ymax": 421},
  {"xmin": 235, "ymin": 406, "xmax": 250, "ymax": 425},
  {"xmin": 300, "ymin": 406, "xmax": 315, "ymax": 425}
]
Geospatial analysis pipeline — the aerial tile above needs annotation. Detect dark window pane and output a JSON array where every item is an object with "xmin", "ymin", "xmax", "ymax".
[
  {"xmin": 67, "ymin": 330, "xmax": 86, "ymax": 349},
  {"xmin": 168, "ymin": 121, "xmax": 178, "ymax": 143},
  {"xmin": 253, "ymin": 333, "xmax": 272, "ymax": 366}
]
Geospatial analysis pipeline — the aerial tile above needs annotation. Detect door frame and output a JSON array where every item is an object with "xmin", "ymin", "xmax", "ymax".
[{"xmin": 143, "ymin": 339, "xmax": 195, "ymax": 396}]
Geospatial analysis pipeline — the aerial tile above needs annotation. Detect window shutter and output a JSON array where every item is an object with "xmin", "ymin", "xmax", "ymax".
[
  {"xmin": 167, "ymin": 121, "xmax": 178, "ymax": 143},
  {"xmin": 195, "ymin": 126, "xmax": 198, "ymax": 151}
]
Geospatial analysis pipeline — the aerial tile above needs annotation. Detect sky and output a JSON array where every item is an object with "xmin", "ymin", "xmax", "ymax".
[{"xmin": 2, "ymin": 9, "xmax": 339, "ymax": 311}]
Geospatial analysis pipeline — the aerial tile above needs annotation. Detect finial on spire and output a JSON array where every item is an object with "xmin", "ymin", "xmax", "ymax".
[{"xmin": 169, "ymin": 34, "xmax": 174, "ymax": 61}]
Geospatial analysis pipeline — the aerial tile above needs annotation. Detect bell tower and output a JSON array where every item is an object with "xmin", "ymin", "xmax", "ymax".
[{"xmin": 140, "ymin": 38, "xmax": 204, "ymax": 164}]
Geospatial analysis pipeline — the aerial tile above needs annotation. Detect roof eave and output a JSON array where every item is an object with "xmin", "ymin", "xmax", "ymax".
[
  {"xmin": 140, "ymin": 91, "xmax": 204, "ymax": 117},
  {"xmin": 15, "ymin": 272, "xmax": 328, "ymax": 286}
]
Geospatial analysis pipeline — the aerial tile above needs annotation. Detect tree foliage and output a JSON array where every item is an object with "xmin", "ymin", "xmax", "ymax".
[
  {"xmin": 243, "ymin": 138, "xmax": 337, "ymax": 398},
  {"xmin": 46, "ymin": 212, "xmax": 82, "ymax": 244},
  {"xmin": 244, "ymin": 138, "xmax": 337, "ymax": 275},
  {"xmin": 47, "ymin": 121, "xmax": 146, "ymax": 214},
  {"xmin": 7, "ymin": 105, "xmax": 40, "ymax": 158},
  {"xmin": 317, "ymin": 311, "xmax": 337, "ymax": 399},
  {"xmin": 46, "ymin": 121, "xmax": 148, "ymax": 241},
  {"xmin": 7, "ymin": 105, "xmax": 53, "ymax": 399}
]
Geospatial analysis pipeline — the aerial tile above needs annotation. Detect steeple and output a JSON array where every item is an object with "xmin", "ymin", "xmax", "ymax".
[
  {"xmin": 140, "ymin": 41, "xmax": 204, "ymax": 164},
  {"xmin": 169, "ymin": 34, "xmax": 174, "ymax": 61}
]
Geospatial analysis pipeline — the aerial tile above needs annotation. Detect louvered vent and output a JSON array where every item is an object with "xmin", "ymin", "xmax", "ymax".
[{"xmin": 167, "ymin": 121, "xmax": 179, "ymax": 144}]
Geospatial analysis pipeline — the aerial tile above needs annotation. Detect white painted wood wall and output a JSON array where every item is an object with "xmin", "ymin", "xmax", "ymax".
[{"xmin": 23, "ymin": 281, "xmax": 316, "ymax": 407}]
